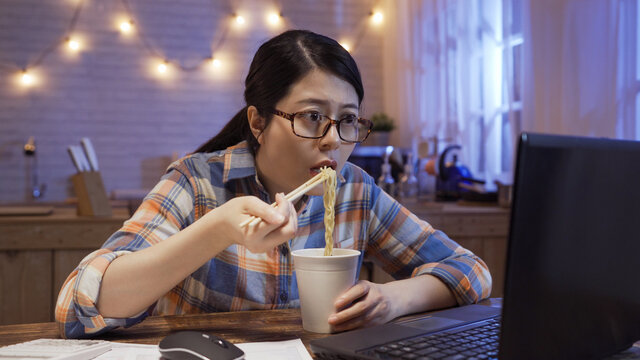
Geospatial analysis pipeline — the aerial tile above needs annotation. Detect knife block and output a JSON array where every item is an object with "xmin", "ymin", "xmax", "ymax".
[{"xmin": 71, "ymin": 171, "xmax": 112, "ymax": 217}]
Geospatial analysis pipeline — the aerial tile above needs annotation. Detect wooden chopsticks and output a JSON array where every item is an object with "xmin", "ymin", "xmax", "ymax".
[{"xmin": 239, "ymin": 171, "xmax": 327, "ymax": 228}]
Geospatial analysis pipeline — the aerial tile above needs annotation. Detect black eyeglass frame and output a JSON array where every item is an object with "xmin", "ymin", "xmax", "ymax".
[{"xmin": 271, "ymin": 109, "xmax": 373, "ymax": 143}]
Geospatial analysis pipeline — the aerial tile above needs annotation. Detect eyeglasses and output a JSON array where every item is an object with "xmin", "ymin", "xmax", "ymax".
[{"xmin": 271, "ymin": 109, "xmax": 373, "ymax": 143}]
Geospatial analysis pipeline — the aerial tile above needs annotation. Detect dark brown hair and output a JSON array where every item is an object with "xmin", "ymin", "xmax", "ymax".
[{"xmin": 194, "ymin": 29, "xmax": 364, "ymax": 154}]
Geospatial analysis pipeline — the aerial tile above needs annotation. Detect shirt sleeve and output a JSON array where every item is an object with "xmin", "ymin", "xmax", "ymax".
[
  {"xmin": 55, "ymin": 162, "xmax": 199, "ymax": 338},
  {"xmin": 365, "ymin": 187, "xmax": 493, "ymax": 305}
]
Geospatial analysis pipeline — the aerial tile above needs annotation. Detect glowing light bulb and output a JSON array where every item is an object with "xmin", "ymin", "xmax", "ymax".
[
  {"xmin": 211, "ymin": 58, "xmax": 221, "ymax": 68},
  {"xmin": 157, "ymin": 62, "xmax": 168, "ymax": 74},
  {"xmin": 267, "ymin": 12, "xmax": 281, "ymax": 25},
  {"xmin": 235, "ymin": 15, "xmax": 245, "ymax": 25},
  {"xmin": 119, "ymin": 21, "xmax": 133, "ymax": 33},
  {"xmin": 21, "ymin": 71, "xmax": 34, "ymax": 86},
  {"xmin": 340, "ymin": 42, "xmax": 351, "ymax": 52},
  {"xmin": 372, "ymin": 11, "xmax": 384, "ymax": 24},
  {"xmin": 67, "ymin": 38, "xmax": 80, "ymax": 51}
]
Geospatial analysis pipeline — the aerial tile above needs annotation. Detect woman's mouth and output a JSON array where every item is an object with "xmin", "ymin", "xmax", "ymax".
[{"xmin": 310, "ymin": 160, "xmax": 337, "ymax": 175}]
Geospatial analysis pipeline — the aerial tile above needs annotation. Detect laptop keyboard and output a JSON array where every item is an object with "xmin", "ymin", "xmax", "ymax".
[{"xmin": 359, "ymin": 317, "xmax": 501, "ymax": 360}]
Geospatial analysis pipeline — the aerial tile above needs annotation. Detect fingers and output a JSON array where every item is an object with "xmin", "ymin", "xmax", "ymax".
[
  {"xmin": 328, "ymin": 282, "xmax": 371, "ymax": 325},
  {"xmin": 329, "ymin": 298, "xmax": 370, "ymax": 324},
  {"xmin": 334, "ymin": 281, "xmax": 370, "ymax": 309},
  {"xmin": 261, "ymin": 193, "xmax": 297, "ymax": 245},
  {"xmin": 329, "ymin": 296, "xmax": 390, "ymax": 332},
  {"xmin": 241, "ymin": 194, "xmax": 297, "ymax": 253},
  {"xmin": 274, "ymin": 193, "xmax": 291, "ymax": 219},
  {"xmin": 328, "ymin": 281, "xmax": 395, "ymax": 332},
  {"xmin": 243, "ymin": 195, "xmax": 286, "ymax": 226},
  {"xmin": 330, "ymin": 312, "xmax": 369, "ymax": 332}
]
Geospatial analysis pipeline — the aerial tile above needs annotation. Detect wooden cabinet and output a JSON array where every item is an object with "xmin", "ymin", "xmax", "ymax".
[
  {"xmin": 367, "ymin": 200, "xmax": 510, "ymax": 299},
  {"xmin": 0, "ymin": 207, "xmax": 128, "ymax": 325}
]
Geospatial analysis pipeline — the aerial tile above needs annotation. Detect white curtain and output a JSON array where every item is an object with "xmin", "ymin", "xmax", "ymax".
[
  {"xmin": 382, "ymin": 0, "xmax": 513, "ymax": 179},
  {"xmin": 382, "ymin": 0, "xmax": 470, "ymax": 153},
  {"xmin": 382, "ymin": 0, "xmax": 639, "ymax": 182},
  {"xmin": 522, "ymin": 0, "xmax": 637, "ymax": 140}
]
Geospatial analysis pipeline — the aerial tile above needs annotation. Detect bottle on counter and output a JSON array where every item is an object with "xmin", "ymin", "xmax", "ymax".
[
  {"xmin": 399, "ymin": 152, "xmax": 418, "ymax": 199},
  {"xmin": 377, "ymin": 146, "xmax": 396, "ymax": 197}
]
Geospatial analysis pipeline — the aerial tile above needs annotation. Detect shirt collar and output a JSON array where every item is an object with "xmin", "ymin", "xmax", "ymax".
[{"xmin": 222, "ymin": 141, "xmax": 257, "ymax": 183}]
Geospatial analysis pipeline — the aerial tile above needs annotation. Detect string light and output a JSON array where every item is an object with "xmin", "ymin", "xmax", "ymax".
[
  {"xmin": 5, "ymin": 2, "xmax": 385, "ymax": 89},
  {"xmin": 21, "ymin": 71, "xmax": 34, "ymax": 86},
  {"xmin": 157, "ymin": 61, "xmax": 168, "ymax": 74},
  {"xmin": 371, "ymin": 11, "xmax": 384, "ymax": 25},
  {"xmin": 67, "ymin": 37, "xmax": 81, "ymax": 51},
  {"xmin": 267, "ymin": 12, "xmax": 281, "ymax": 26},
  {"xmin": 119, "ymin": 20, "xmax": 133, "ymax": 33}
]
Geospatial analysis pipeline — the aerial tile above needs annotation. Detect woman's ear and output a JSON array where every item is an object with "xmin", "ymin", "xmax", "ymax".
[{"xmin": 247, "ymin": 106, "xmax": 266, "ymax": 144}]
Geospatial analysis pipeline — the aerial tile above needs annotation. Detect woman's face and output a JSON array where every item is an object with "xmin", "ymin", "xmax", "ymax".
[{"xmin": 254, "ymin": 69, "xmax": 359, "ymax": 199}]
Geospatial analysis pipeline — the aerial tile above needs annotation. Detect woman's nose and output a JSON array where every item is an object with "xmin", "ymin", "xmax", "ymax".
[{"xmin": 319, "ymin": 123, "xmax": 341, "ymax": 150}]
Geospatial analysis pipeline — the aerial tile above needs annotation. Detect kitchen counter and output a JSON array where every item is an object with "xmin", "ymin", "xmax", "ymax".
[{"xmin": 0, "ymin": 206, "xmax": 128, "ymax": 325}]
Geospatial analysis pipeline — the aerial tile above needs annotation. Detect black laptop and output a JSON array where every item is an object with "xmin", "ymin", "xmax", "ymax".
[{"xmin": 310, "ymin": 133, "xmax": 640, "ymax": 360}]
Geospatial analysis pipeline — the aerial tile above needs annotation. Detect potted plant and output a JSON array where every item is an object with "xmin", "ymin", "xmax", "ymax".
[{"xmin": 365, "ymin": 112, "xmax": 395, "ymax": 146}]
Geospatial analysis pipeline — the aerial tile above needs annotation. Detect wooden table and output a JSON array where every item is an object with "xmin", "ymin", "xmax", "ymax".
[
  {"xmin": 0, "ymin": 300, "xmax": 502, "ymax": 356},
  {"xmin": 0, "ymin": 206, "xmax": 129, "ymax": 325},
  {"xmin": 0, "ymin": 308, "xmax": 322, "ymax": 355},
  {"xmin": 1, "ymin": 300, "xmax": 638, "ymax": 359}
]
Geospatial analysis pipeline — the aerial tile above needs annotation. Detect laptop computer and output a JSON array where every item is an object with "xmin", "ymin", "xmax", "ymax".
[{"xmin": 310, "ymin": 133, "xmax": 640, "ymax": 360}]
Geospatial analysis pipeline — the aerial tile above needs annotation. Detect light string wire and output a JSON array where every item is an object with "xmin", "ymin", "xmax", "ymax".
[
  {"xmin": 0, "ymin": 0, "xmax": 85, "ymax": 72},
  {"xmin": 280, "ymin": 1, "xmax": 379, "ymax": 54},
  {"xmin": 121, "ymin": 0, "xmax": 234, "ymax": 72},
  {"xmin": 0, "ymin": 1, "xmax": 382, "ymax": 75},
  {"xmin": 351, "ymin": 10, "xmax": 375, "ymax": 53}
]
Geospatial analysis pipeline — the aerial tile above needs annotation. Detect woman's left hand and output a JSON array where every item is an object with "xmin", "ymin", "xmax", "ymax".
[
  {"xmin": 327, "ymin": 275, "xmax": 458, "ymax": 332},
  {"xmin": 327, "ymin": 280, "xmax": 400, "ymax": 332}
]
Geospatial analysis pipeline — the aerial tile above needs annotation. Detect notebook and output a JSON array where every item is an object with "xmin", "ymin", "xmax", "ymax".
[{"xmin": 310, "ymin": 133, "xmax": 640, "ymax": 360}]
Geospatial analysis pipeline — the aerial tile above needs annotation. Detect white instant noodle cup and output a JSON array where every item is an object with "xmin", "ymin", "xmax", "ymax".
[{"xmin": 292, "ymin": 248, "xmax": 361, "ymax": 333}]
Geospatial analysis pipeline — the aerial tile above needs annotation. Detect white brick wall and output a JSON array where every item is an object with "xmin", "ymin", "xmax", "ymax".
[{"xmin": 0, "ymin": 0, "xmax": 383, "ymax": 203}]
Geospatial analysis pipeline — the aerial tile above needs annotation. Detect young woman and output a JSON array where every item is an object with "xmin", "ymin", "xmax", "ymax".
[{"xmin": 56, "ymin": 30, "xmax": 492, "ymax": 338}]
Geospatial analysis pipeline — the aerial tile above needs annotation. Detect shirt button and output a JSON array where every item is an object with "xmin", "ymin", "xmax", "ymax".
[
  {"xmin": 280, "ymin": 245, "xmax": 289, "ymax": 256},
  {"xmin": 280, "ymin": 292, "xmax": 288, "ymax": 302}
]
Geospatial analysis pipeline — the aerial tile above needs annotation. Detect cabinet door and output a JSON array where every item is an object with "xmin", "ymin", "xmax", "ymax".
[{"xmin": 0, "ymin": 250, "xmax": 52, "ymax": 325}]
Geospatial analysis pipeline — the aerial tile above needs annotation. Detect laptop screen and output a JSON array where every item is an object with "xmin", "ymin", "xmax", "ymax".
[{"xmin": 499, "ymin": 133, "xmax": 640, "ymax": 359}]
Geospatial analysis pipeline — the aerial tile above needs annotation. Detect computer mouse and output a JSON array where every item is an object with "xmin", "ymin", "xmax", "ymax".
[{"xmin": 158, "ymin": 331, "xmax": 245, "ymax": 360}]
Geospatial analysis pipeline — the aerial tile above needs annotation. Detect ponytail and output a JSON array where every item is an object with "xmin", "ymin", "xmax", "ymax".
[{"xmin": 194, "ymin": 107, "xmax": 259, "ymax": 154}]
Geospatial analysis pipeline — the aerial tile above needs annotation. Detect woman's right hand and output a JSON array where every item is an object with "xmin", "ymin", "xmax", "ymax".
[{"xmin": 205, "ymin": 192, "xmax": 298, "ymax": 254}]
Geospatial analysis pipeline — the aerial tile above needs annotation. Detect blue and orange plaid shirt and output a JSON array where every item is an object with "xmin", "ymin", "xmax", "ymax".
[{"xmin": 55, "ymin": 141, "xmax": 492, "ymax": 338}]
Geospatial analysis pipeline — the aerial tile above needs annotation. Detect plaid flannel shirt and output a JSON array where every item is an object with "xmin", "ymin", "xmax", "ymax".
[{"xmin": 55, "ymin": 141, "xmax": 492, "ymax": 338}]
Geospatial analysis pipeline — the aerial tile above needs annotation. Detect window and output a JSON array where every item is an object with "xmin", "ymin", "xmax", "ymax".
[
  {"xmin": 411, "ymin": 0, "xmax": 523, "ymax": 179},
  {"xmin": 500, "ymin": 0, "xmax": 523, "ymax": 171},
  {"xmin": 466, "ymin": 0, "xmax": 523, "ymax": 174}
]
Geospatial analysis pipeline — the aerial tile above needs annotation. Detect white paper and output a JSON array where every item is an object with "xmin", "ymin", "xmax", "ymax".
[
  {"xmin": 94, "ymin": 342, "xmax": 158, "ymax": 360},
  {"xmin": 93, "ymin": 338, "xmax": 313, "ymax": 360},
  {"xmin": 237, "ymin": 339, "xmax": 313, "ymax": 360}
]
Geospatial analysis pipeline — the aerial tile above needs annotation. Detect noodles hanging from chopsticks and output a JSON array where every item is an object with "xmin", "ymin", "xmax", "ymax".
[{"xmin": 321, "ymin": 167, "xmax": 337, "ymax": 256}]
